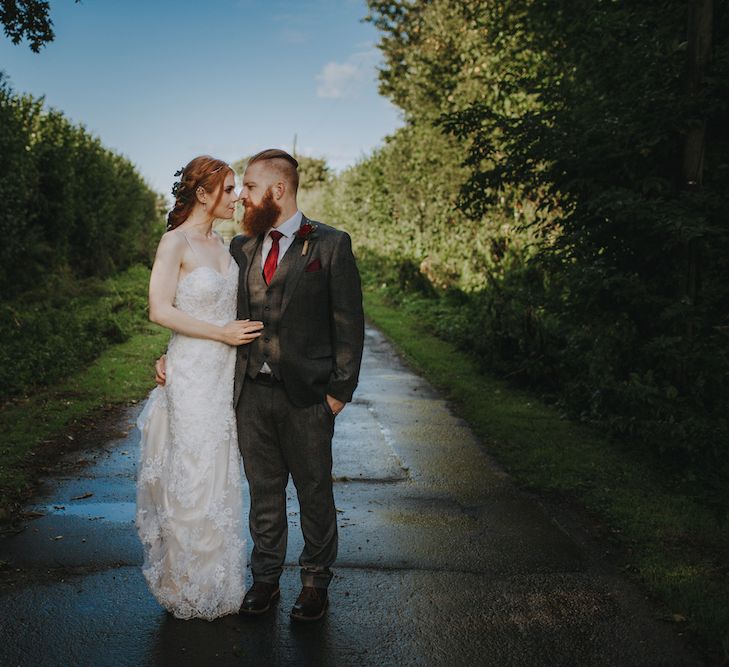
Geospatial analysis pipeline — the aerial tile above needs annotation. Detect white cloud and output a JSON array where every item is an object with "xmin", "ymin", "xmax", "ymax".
[
  {"xmin": 315, "ymin": 48, "xmax": 379, "ymax": 99},
  {"xmin": 316, "ymin": 62, "xmax": 361, "ymax": 99}
]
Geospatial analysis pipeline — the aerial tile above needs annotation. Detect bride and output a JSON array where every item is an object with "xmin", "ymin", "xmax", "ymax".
[{"xmin": 135, "ymin": 156, "xmax": 262, "ymax": 620}]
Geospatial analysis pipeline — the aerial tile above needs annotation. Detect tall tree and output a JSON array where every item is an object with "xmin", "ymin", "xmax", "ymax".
[
  {"xmin": 0, "ymin": 0, "xmax": 78, "ymax": 52},
  {"xmin": 334, "ymin": 0, "xmax": 729, "ymax": 469}
]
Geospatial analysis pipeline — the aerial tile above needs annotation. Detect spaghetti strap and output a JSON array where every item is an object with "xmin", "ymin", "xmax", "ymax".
[
  {"xmin": 176, "ymin": 230, "xmax": 232, "ymax": 276},
  {"xmin": 178, "ymin": 231, "xmax": 200, "ymax": 261}
]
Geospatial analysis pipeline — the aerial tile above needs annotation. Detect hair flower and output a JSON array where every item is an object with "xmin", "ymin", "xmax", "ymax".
[{"xmin": 171, "ymin": 166, "xmax": 186, "ymax": 198}]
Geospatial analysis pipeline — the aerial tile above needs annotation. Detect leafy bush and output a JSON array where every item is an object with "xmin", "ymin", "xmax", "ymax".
[
  {"xmin": 321, "ymin": 0, "xmax": 729, "ymax": 479},
  {"xmin": 0, "ymin": 265, "xmax": 154, "ymax": 401}
]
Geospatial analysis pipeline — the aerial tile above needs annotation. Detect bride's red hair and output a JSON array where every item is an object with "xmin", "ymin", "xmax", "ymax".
[{"xmin": 167, "ymin": 156, "xmax": 234, "ymax": 230}]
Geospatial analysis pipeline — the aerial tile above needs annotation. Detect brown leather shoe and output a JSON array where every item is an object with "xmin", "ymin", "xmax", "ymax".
[
  {"xmin": 290, "ymin": 586, "xmax": 328, "ymax": 622},
  {"xmin": 239, "ymin": 582, "xmax": 280, "ymax": 615}
]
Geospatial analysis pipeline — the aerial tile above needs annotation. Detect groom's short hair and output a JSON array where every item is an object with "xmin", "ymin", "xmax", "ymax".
[{"xmin": 248, "ymin": 149, "xmax": 299, "ymax": 193}]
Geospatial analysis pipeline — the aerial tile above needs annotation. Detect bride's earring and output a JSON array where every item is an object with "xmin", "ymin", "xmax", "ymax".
[{"xmin": 197, "ymin": 186, "xmax": 207, "ymax": 212}]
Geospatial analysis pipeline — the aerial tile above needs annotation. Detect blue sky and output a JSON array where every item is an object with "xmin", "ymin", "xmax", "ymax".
[{"xmin": 0, "ymin": 0, "xmax": 402, "ymax": 195}]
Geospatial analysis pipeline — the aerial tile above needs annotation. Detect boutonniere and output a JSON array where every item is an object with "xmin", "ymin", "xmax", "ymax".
[{"xmin": 295, "ymin": 222, "xmax": 319, "ymax": 255}]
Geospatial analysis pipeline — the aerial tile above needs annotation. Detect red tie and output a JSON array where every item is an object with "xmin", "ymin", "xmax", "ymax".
[{"xmin": 263, "ymin": 230, "xmax": 283, "ymax": 285}]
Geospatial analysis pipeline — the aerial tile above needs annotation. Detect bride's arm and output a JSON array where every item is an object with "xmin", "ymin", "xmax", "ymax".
[{"xmin": 148, "ymin": 232, "xmax": 262, "ymax": 346}]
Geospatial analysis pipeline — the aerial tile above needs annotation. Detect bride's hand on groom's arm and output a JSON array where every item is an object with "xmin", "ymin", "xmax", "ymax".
[{"xmin": 219, "ymin": 319, "xmax": 264, "ymax": 346}]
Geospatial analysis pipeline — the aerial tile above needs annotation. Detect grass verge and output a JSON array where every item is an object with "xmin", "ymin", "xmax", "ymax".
[
  {"xmin": 363, "ymin": 285, "xmax": 728, "ymax": 661},
  {"xmin": 0, "ymin": 267, "xmax": 167, "ymax": 517}
]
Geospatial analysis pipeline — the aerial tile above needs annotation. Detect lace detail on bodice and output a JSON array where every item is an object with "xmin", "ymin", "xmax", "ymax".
[
  {"xmin": 174, "ymin": 261, "xmax": 238, "ymax": 325},
  {"xmin": 136, "ymin": 261, "xmax": 246, "ymax": 620}
]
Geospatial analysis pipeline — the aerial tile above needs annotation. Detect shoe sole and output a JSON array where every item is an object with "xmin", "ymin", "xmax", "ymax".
[
  {"xmin": 239, "ymin": 588, "xmax": 280, "ymax": 615},
  {"xmin": 289, "ymin": 598, "xmax": 328, "ymax": 622}
]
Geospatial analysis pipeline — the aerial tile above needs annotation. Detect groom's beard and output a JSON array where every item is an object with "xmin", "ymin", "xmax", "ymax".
[{"xmin": 242, "ymin": 187, "xmax": 281, "ymax": 236}]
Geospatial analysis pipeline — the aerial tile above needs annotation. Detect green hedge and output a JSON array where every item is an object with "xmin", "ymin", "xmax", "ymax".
[
  {"xmin": 0, "ymin": 75, "xmax": 160, "ymax": 297},
  {"xmin": 0, "ymin": 76, "xmax": 162, "ymax": 400}
]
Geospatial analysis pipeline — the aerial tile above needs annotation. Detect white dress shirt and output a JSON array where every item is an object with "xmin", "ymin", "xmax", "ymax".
[{"xmin": 260, "ymin": 210, "xmax": 303, "ymax": 270}]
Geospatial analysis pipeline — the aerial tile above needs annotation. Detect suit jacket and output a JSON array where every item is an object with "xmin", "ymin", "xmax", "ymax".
[{"xmin": 229, "ymin": 215, "xmax": 365, "ymax": 408}]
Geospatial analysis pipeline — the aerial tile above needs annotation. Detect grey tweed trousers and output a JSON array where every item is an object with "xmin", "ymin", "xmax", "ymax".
[{"xmin": 236, "ymin": 377, "xmax": 337, "ymax": 589}]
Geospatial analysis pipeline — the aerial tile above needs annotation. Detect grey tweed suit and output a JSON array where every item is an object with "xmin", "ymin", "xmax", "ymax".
[{"xmin": 229, "ymin": 215, "xmax": 364, "ymax": 588}]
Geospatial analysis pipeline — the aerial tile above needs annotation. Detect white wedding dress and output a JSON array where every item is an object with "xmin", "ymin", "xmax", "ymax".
[{"xmin": 135, "ymin": 257, "xmax": 246, "ymax": 620}]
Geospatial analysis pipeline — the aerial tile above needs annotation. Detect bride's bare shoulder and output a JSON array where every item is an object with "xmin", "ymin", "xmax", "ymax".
[
  {"xmin": 154, "ymin": 229, "xmax": 187, "ymax": 262},
  {"xmin": 159, "ymin": 229, "xmax": 187, "ymax": 243},
  {"xmin": 158, "ymin": 229, "xmax": 188, "ymax": 248}
]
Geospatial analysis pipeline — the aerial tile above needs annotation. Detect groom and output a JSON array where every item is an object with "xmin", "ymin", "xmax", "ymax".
[
  {"xmin": 156, "ymin": 149, "xmax": 364, "ymax": 620},
  {"xmin": 231, "ymin": 149, "xmax": 364, "ymax": 621}
]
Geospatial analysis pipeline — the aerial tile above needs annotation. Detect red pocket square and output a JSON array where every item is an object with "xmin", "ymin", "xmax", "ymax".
[{"xmin": 305, "ymin": 259, "xmax": 322, "ymax": 273}]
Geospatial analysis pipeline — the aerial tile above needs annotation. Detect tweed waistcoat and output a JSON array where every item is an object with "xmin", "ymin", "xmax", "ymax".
[{"xmin": 246, "ymin": 241, "xmax": 286, "ymax": 379}]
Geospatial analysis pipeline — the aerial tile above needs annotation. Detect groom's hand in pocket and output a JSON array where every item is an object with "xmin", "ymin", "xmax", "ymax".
[
  {"xmin": 326, "ymin": 394, "xmax": 346, "ymax": 417},
  {"xmin": 155, "ymin": 355, "xmax": 166, "ymax": 386}
]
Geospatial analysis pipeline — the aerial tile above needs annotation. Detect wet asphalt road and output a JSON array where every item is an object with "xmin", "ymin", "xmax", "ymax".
[{"xmin": 0, "ymin": 327, "xmax": 704, "ymax": 666}]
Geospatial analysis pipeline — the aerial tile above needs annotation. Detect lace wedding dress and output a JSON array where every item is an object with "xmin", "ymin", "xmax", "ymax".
[{"xmin": 136, "ymin": 255, "xmax": 246, "ymax": 620}]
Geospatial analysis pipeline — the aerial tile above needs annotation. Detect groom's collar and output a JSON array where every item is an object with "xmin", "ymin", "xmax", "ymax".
[{"xmin": 269, "ymin": 210, "xmax": 302, "ymax": 238}]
